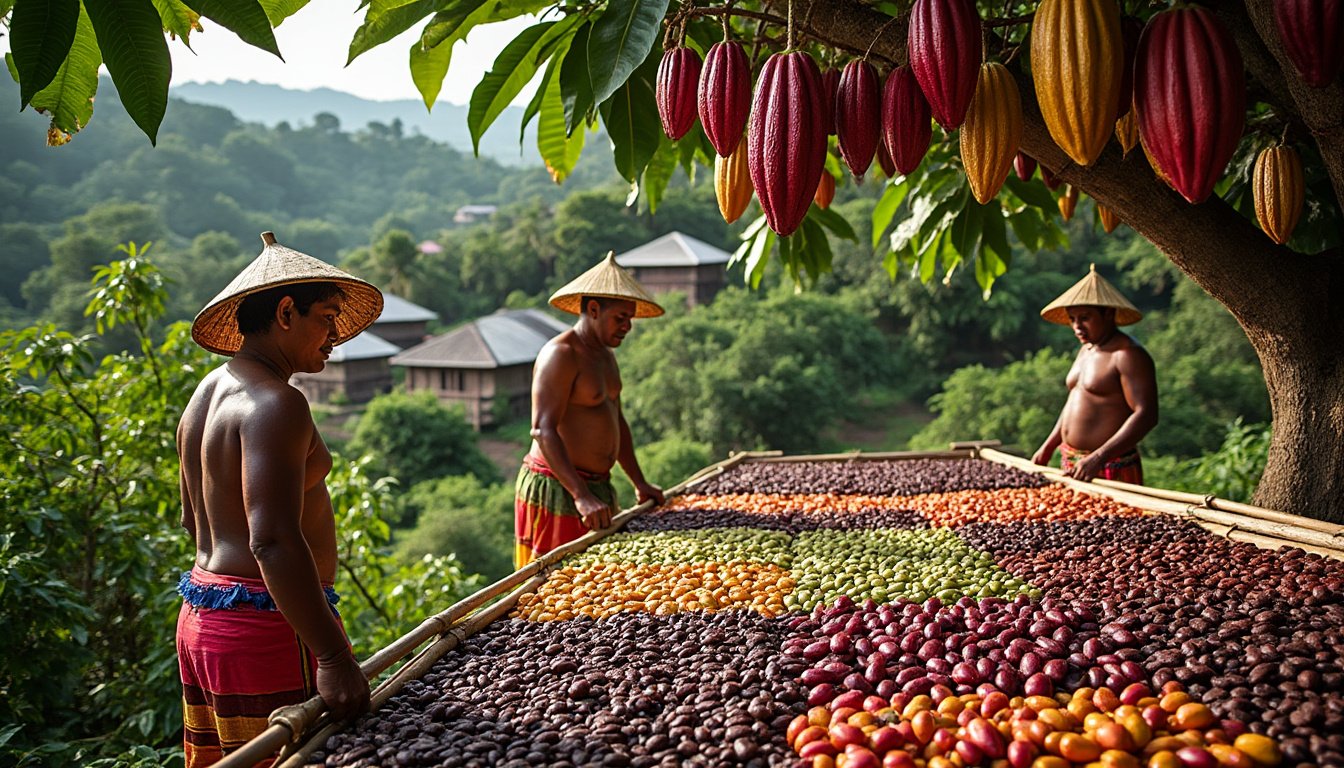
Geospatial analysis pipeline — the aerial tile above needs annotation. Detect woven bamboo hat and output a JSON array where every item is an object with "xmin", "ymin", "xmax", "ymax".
[
  {"xmin": 549, "ymin": 251, "xmax": 664, "ymax": 318},
  {"xmin": 1040, "ymin": 263, "xmax": 1142, "ymax": 326},
  {"xmin": 190, "ymin": 232, "xmax": 384, "ymax": 356}
]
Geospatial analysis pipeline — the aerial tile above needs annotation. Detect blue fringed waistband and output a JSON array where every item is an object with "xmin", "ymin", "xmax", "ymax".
[{"xmin": 178, "ymin": 570, "xmax": 340, "ymax": 613}]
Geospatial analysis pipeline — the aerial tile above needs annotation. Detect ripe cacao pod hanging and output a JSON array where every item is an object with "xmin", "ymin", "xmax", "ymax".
[
  {"xmin": 1058, "ymin": 184, "xmax": 1080, "ymax": 220},
  {"xmin": 882, "ymin": 65, "xmax": 933, "ymax": 177},
  {"xmin": 1041, "ymin": 165, "xmax": 1062, "ymax": 190},
  {"xmin": 815, "ymin": 171, "xmax": 837, "ymax": 209},
  {"xmin": 657, "ymin": 46, "xmax": 702, "ymax": 140},
  {"xmin": 1097, "ymin": 202, "xmax": 1120, "ymax": 233},
  {"xmin": 961, "ymin": 62, "xmax": 1023, "ymax": 205},
  {"xmin": 1274, "ymin": 0, "xmax": 1344, "ymax": 87},
  {"xmin": 1114, "ymin": 110, "xmax": 1139, "ymax": 156},
  {"xmin": 1253, "ymin": 145, "xmax": 1305, "ymax": 245},
  {"xmin": 909, "ymin": 0, "xmax": 982, "ymax": 129},
  {"xmin": 1134, "ymin": 6, "xmax": 1246, "ymax": 204},
  {"xmin": 698, "ymin": 41, "xmax": 752, "ymax": 156},
  {"xmin": 715, "ymin": 134, "xmax": 754, "ymax": 223},
  {"xmin": 1014, "ymin": 152, "xmax": 1037, "ymax": 181},
  {"xmin": 835, "ymin": 60, "xmax": 882, "ymax": 178},
  {"xmin": 820, "ymin": 67, "xmax": 841, "ymax": 135},
  {"xmin": 876, "ymin": 138, "xmax": 897, "ymax": 178},
  {"xmin": 1031, "ymin": 0, "xmax": 1123, "ymax": 166},
  {"xmin": 748, "ymin": 51, "xmax": 828, "ymax": 236},
  {"xmin": 1117, "ymin": 15, "xmax": 1144, "ymax": 118}
]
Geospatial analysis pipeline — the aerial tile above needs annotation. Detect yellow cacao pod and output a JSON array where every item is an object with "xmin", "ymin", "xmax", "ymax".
[
  {"xmin": 1115, "ymin": 110, "xmax": 1139, "ymax": 156},
  {"xmin": 1252, "ymin": 145, "xmax": 1304, "ymax": 245},
  {"xmin": 961, "ymin": 62, "xmax": 1023, "ymax": 204},
  {"xmin": 715, "ymin": 134, "xmax": 754, "ymax": 223},
  {"xmin": 815, "ymin": 171, "xmax": 836, "ymax": 209},
  {"xmin": 1032, "ymin": 0, "xmax": 1124, "ymax": 166},
  {"xmin": 1097, "ymin": 202, "xmax": 1120, "ymax": 233},
  {"xmin": 1059, "ymin": 184, "xmax": 1080, "ymax": 221}
]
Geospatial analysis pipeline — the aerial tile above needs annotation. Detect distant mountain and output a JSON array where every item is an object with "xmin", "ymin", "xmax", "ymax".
[{"xmin": 171, "ymin": 80, "xmax": 540, "ymax": 166}]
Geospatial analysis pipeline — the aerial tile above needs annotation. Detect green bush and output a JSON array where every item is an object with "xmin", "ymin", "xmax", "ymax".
[
  {"xmin": 348, "ymin": 390, "xmax": 500, "ymax": 490},
  {"xmin": 395, "ymin": 475, "xmax": 516, "ymax": 583}
]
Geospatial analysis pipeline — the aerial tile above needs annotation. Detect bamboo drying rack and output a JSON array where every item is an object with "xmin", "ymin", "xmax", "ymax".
[{"xmin": 219, "ymin": 443, "xmax": 1343, "ymax": 767}]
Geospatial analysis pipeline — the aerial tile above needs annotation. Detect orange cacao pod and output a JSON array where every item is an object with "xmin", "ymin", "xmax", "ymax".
[
  {"xmin": 1114, "ymin": 110, "xmax": 1139, "ymax": 156},
  {"xmin": 909, "ymin": 0, "xmax": 982, "ymax": 129},
  {"xmin": 815, "ymin": 171, "xmax": 836, "ymax": 209},
  {"xmin": 961, "ymin": 62, "xmax": 1023, "ymax": 204},
  {"xmin": 881, "ymin": 65, "xmax": 932, "ymax": 177},
  {"xmin": 1253, "ymin": 145, "xmax": 1304, "ymax": 245},
  {"xmin": 1058, "ymin": 185, "xmax": 1079, "ymax": 221},
  {"xmin": 1134, "ymin": 6, "xmax": 1245, "ymax": 203},
  {"xmin": 748, "ymin": 51, "xmax": 827, "ymax": 236},
  {"xmin": 657, "ymin": 46, "xmax": 702, "ymax": 140},
  {"xmin": 1031, "ymin": 0, "xmax": 1123, "ymax": 166},
  {"xmin": 1275, "ymin": 0, "xmax": 1344, "ymax": 87},
  {"xmin": 1097, "ymin": 202, "xmax": 1120, "ymax": 233},
  {"xmin": 715, "ymin": 134, "xmax": 754, "ymax": 223},
  {"xmin": 835, "ymin": 59, "xmax": 882, "ymax": 178},
  {"xmin": 1014, "ymin": 152, "xmax": 1037, "ymax": 181},
  {"xmin": 698, "ymin": 41, "xmax": 752, "ymax": 156}
]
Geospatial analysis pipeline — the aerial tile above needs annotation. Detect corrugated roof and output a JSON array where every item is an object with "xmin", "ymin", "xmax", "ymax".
[
  {"xmin": 375, "ymin": 294, "xmax": 438, "ymax": 324},
  {"xmin": 330, "ymin": 331, "xmax": 400, "ymax": 362},
  {"xmin": 615, "ymin": 231, "xmax": 732, "ymax": 267},
  {"xmin": 390, "ymin": 309, "xmax": 570, "ymax": 370}
]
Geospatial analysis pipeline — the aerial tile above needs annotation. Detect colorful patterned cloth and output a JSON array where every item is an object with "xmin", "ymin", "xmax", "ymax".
[
  {"xmin": 514, "ymin": 454, "xmax": 617, "ymax": 569},
  {"xmin": 177, "ymin": 567, "xmax": 342, "ymax": 768},
  {"xmin": 1060, "ymin": 443, "xmax": 1144, "ymax": 485}
]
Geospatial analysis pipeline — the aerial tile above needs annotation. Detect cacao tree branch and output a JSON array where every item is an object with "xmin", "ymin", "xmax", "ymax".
[{"xmin": 692, "ymin": 5, "xmax": 888, "ymax": 62}]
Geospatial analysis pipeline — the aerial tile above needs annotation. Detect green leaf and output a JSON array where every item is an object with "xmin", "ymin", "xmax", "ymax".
[
  {"xmin": 981, "ymin": 201, "xmax": 1011, "ymax": 265},
  {"xmin": 559, "ymin": 22, "xmax": 593, "ymax": 136},
  {"xmin": 258, "ymin": 0, "xmax": 307, "ymax": 25},
  {"xmin": 11, "ymin": 0, "xmax": 81, "ymax": 107},
  {"xmin": 28, "ymin": 4, "xmax": 100, "ymax": 145},
  {"xmin": 949, "ymin": 193, "xmax": 984, "ymax": 258},
  {"xmin": 599, "ymin": 52, "xmax": 660, "ymax": 183},
  {"xmin": 152, "ymin": 0, "xmax": 200, "ymax": 45},
  {"xmin": 5, "ymin": 53, "xmax": 20, "ymax": 83},
  {"xmin": 1003, "ymin": 175, "xmax": 1056, "ymax": 211},
  {"xmin": 537, "ymin": 55, "xmax": 586, "ymax": 183},
  {"xmin": 799, "ymin": 216, "xmax": 834, "ymax": 281},
  {"xmin": 1007, "ymin": 206, "xmax": 1044, "ymax": 250},
  {"xmin": 349, "ymin": 0, "xmax": 437, "ymax": 64},
  {"xmin": 420, "ymin": 0, "xmax": 489, "ymax": 49},
  {"xmin": 181, "ymin": 0, "xmax": 280, "ymax": 57},
  {"xmin": 84, "ymin": 0, "xmax": 170, "ymax": 143},
  {"xmin": 871, "ymin": 180, "xmax": 908, "ymax": 249},
  {"xmin": 468, "ymin": 17, "xmax": 580, "ymax": 155},
  {"xmin": 641, "ymin": 135, "xmax": 677, "ymax": 212},
  {"xmin": 585, "ymin": 0, "xmax": 669, "ymax": 106},
  {"xmin": 520, "ymin": 46, "xmax": 560, "ymax": 144},
  {"xmin": 409, "ymin": 31, "xmax": 453, "ymax": 110},
  {"xmin": 810, "ymin": 206, "xmax": 857, "ymax": 242},
  {"xmin": 974, "ymin": 229, "xmax": 1008, "ymax": 297}
]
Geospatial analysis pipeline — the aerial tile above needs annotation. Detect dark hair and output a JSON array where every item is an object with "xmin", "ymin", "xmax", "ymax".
[
  {"xmin": 580, "ymin": 295, "xmax": 633, "ymax": 314},
  {"xmin": 236, "ymin": 282, "xmax": 347, "ymax": 336}
]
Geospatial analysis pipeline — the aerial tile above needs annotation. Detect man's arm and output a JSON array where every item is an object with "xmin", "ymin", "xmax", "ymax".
[
  {"xmin": 1068, "ymin": 346, "xmax": 1159, "ymax": 481},
  {"xmin": 176, "ymin": 420, "xmax": 196, "ymax": 539},
  {"xmin": 530, "ymin": 343, "xmax": 613, "ymax": 530},
  {"xmin": 615, "ymin": 406, "xmax": 664, "ymax": 506},
  {"xmin": 241, "ymin": 389, "xmax": 368, "ymax": 720}
]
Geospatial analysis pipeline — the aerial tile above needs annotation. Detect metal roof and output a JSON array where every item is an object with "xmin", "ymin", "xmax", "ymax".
[
  {"xmin": 374, "ymin": 294, "xmax": 438, "ymax": 324},
  {"xmin": 390, "ymin": 309, "xmax": 570, "ymax": 370},
  {"xmin": 329, "ymin": 331, "xmax": 400, "ymax": 362},
  {"xmin": 615, "ymin": 231, "xmax": 732, "ymax": 268}
]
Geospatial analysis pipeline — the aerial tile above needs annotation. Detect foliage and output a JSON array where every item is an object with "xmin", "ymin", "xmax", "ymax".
[
  {"xmin": 396, "ymin": 474, "xmax": 517, "ymax": 584},
  {"xmin": 348, "ymin": 390, "xmax": 502, "ymax": 489},
  {"xmin": 1181, "ymin": 419, "xmax": 1272, "ymax": 504},
  {"xmin": 610, "ymin": 436, "xmax": 716, "ymax": 506}
]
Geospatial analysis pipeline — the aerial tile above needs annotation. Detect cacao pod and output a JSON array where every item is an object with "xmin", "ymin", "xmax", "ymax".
[
  {"xmin": 657, "ymin": 46, "xmax": 702, "ymax": 140},
  {"xmin": 876, "ymin": 138, "xmax": 897, "ymax": 178},
  {"xmin": 1014, "ymin": 152, "xmax": 1037, "ymax": 181},
  {"xmin": 1031, "ymin": 0, "xmax": 1123, "ymax": 166},
  {"xmin": 715, "ymin": 134, "xmax": 754, "ymax": 223},
  {"xmin": 1114, "ymin": 110, "xmax": 1139, "ymax": 156},
  {"xmin": 1253, "ymin": 145, "xmax": 1305, "ymax": 245},
  {"xmin": 1134, "ymin": 6, "xmax": 1246, "ymax": 204},
  {"xmin": 881, "ymin": 65, "xmax": 933, "ymax": 177},
  {"xmin": 1097, "ymin": 202, "xmax": 1120, "ymax": 233},
  {"xmin": 835, "ymin": 59, "xmax": 882, "ymax": 178},
  {"xmin": 1117, "ymin": 15, "xmax": 1144, "ymax": 118},
  {"xmin": 698, "ymin": 41, "xmax": 752, "ymax": 156},
  {"xmin": 1275, "ymin": 0, "xmax": 1344, "ymax": 87},
  {"xmin": 961, "ymin": 62, "xmax": 1023, "ymax": 205},
  {"xmin": 815, "ymin": 171, "xmax": 837, "ymax": 209},
  {"xmin": 909, "ymin": 0, "xmax": 982, "ymax": 129},
  {"xmin": 748, "ymin": 51, "xmax": 828, "ymax": 236},
  {"xmin": 821, "ymin": 67, "xmax": 841, "ymax": 135},
  {"xmin": 1041, "ymin": 165, "xmax": 1062, "ymax": 190},
  {"xmin": 1058, "ymin": 184, "xmax": 1079, "ymax": 221}
]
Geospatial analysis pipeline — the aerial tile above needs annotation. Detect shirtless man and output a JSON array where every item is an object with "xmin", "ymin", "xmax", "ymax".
[
  {"xmin": 514, "ymin": 253, "xmax": 666, "ymax": 568},
  {"xmin": 1033, "ymin": 266, "xmax": 1158, "ymax": 484},
  {"xmin": 177, "ymin": 234, "xmax": 380, "ymax": 766}
]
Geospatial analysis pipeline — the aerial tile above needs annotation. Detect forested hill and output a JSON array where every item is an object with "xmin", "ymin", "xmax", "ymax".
[{"xmin": 171, "ymin": 81, "xmax": 540, "ymax": 166}]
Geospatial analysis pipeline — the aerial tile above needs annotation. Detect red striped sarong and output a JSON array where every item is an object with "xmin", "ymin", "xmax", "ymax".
[
  {"xmin": 514, "ymin": 454, "xmax": 617, "ymax": 569},
  {"xmin": 177, "ymin": 567, "xmax": 343, "ymax": 767},
  {"xmin": 1060, "ymin": 443, "xmax": 1144, "ymax": 485}
]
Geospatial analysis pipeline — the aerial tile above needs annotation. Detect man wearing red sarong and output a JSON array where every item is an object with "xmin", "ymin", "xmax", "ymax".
[{"xmin": 1033, "ymin": 264, "xmax": 1158, "ymax": 485}]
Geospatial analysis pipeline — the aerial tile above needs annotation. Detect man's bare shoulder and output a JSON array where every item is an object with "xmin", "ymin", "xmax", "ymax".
[
  {"xmin": 1113, "ymin": 336, "xmax": 1156, "ymax": 369},
  {"xmin": 537, "ymin": 330, "xmax": 582, "ymax": 367}
]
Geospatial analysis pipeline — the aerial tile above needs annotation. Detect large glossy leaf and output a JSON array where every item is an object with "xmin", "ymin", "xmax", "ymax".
[
  {"xmin": 536, "ymin": 54, "xmax": 585, "ymax": 183},
  {"xmin": 641, "ymin": 135, "xmax": 677, "ymax": 212},
  {"xmin": 1004, "ymin": 175, "xmax": 1056, "ymax": 211},
  {"xmin": 182, "ymin": 0, "xmax": 280, "ymax": 57},
  {"xmin": 871, "ymin": 180, "xmax": 909, "ymax": 249},
  {"xmin": 585, "ymin": 0, "xmax": 668, "ymax": 106},
  {"xmin": 468, "ymin": 17, "xmax": 580, "ymax": 155},
  {"xmin": 28, "ymin": 4, "xmax": 99, "ymax": 145},
  {"xmin": 599, "ymin": 52, "xmax": 660, "ymax": 183},
  {"xmin": 409, "ymin": 29, "xmax": 454, "ymax": 109},
  {"xmin": 152, "ymin": 0, "xmax": 200, "ymax": 45},
  {"xmin": 349, "ymin": 0, "xmax": 436, "ymax": 64},
  {"xmin": 949, "ymin": 194, "xmax": 984, "ymax": 258},
  {"xmin": 810, "ymin": 206, "xmax": 858, "ymax": 242},
  {"xmin": 258, "ymin": 0, "xmax": 307, "ymax": 25},
  {"xmin": 559, "ymin": 22, "xmax": 593, "ymax": 137},
  {"xmin": 84, "ymin": 0, "xmax": 169, "ymax": 144},
  {"xmin": 11, "ymin": 0, "xmax": 81, "ymax": 107},
  {"xmin": 519, "ymin": 45, "xmax": 558, "ymax": 144}
]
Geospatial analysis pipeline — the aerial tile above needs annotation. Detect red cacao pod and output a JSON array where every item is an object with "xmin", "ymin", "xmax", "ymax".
[
  {"xmin": 821, "ymin": 67, "xmax": 841, "ymax": 135},
  {"xmin": 881, "ymin": 65, "xmax": 933, "ymax": 177},
  {"xmin": 1058, "ymin": 184, "xmax": 1080, "ymax": 221},
  {"xmin": 1117, "ymin": 15, "xmax": 1144, "ymax": 118},
  {"xmin": 1097, "ymin": 202, "xmax": 1120, "ymax": 233},
  {"xmin": 815, "ymin": 171, "xmax": 837, "ymax": 209},
  {"xmin": 657, "ymin": 46, "xmax": 702, "ymax": 140},
  {"xmin": 909, "ymin": 0, "xmax": 982, "ymax": 129},
  {"xmin": 1041, "ymin": 165, "xmax": 1062, "ymax": 190},
  {"xmin": 961, "ymin": 62, "xmax": 1023, "ymax": 204},
  {"xmin": 1014, "ymin": 152, "xmax": 1037, "ymax": 181},
  {"xmin": 1275, "ymin": 0, "xmax": 1344, "ymax": 87},
  {"xmin": 748, "ymin": 51, "xmax": 828, "ymax": 236},
  {"xmin": 1253, "ymin": 145, "xmax": 1305, "ymax": 245},
  {"xmin": 715, "ymin": 134, "xmax": 754, "ymax": 223},
  {"xmin": 835, "ymin": 59, "xmax": 882, "ymax": 178},
  {"xmin": 1134, "ymin": 6, "xmax": 1246, "ymax": 204},
  {"xmin": 698, "ymin": 41, "xmax": 752, "ymax": 156},
  {"xmin": 876, "ymin": 138, "xmax": 897, "ymax": 178},
  {"xmin": 1031, "ymin": 0, "xmax": 1123, "ymax": 167}
]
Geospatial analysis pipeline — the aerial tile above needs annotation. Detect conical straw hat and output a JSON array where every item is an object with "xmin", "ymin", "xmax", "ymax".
[
  {"xmin": 1040, "ymin": 263, "xmax": 1142, "ymax": 326},
  {"xmin": 191, "ymin": 232, "xmax": 384, "ymax": 356},
  {"xmin": 549, "ymin": 251, "xmax": 665, "ymax": 318}
]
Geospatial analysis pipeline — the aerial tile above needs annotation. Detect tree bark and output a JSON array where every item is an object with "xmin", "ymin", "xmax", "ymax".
[{"xmin": 799, "ymin": 0, "xmax": 1344, "ymax": 521}]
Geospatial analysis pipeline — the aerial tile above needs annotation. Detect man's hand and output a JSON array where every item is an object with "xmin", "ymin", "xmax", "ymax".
[
  {"xmin": 315, "ymin": 651, "xmax": 370, "ymax": 722},
  {"xmin": 576, "ymin": 494, "xmax": 613, "ymax": 531},
  {"xmin": 1031, "ymin": 443, "xmax": 1054, "ymax": 466},
  {"xmin": 1065, "ymin": 452, "xmax": 1108, "ymax": 482},
  {"xmin": 635, "ymin": 481, "xmax": 665, "ymax": 507}
]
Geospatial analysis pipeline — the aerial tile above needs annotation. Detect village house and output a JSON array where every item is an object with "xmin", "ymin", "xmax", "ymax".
[
  {"xmin": 615, "ymin": 231, "xmax": 732, "ymax": 308},
  {"xmin": 291, "ymin": 331, "xmax": 400, "ymax": 405},
  {"xmin": 453, "ymin": 204, "xmax": 498, "ymax": 225},
  {"xmin": 370, "ymin": 293, "xmax": 438, "ymax": 350}
]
